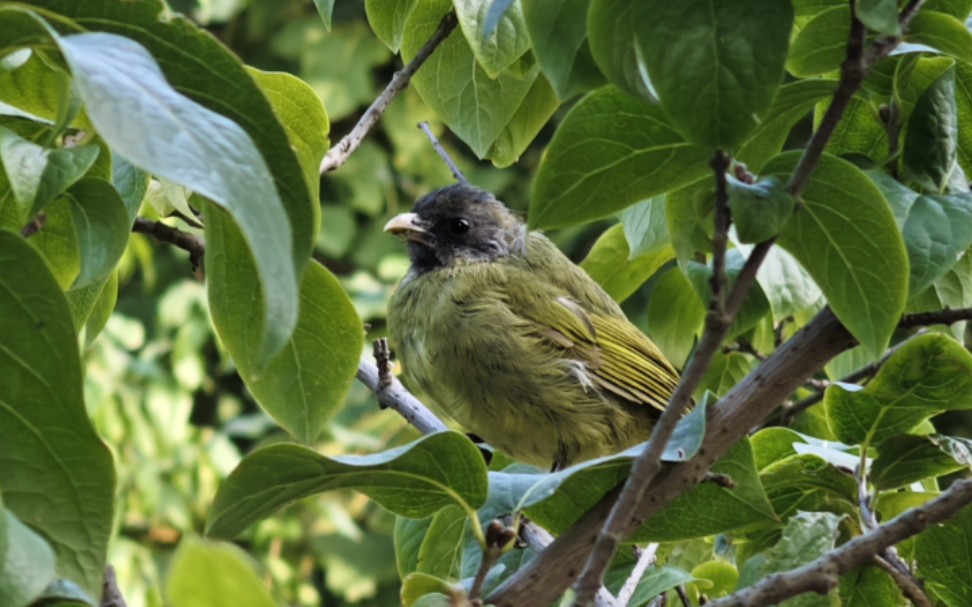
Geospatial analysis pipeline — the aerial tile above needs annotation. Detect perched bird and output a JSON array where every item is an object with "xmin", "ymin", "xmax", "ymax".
[{"xmin": 385, "ymin": 184, "xmax": 680, "ymax": 469}]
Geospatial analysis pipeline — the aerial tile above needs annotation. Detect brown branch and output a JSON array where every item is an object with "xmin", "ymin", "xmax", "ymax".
[
  {"xmin": 418, "ymin": 121, "xmax": 467, "ymax": 183},
  {"xmin": 706, "ymin": 477, "xmax": 972, "ymax": 607},
  {"xmin": 132, "ymin": 217, "xmax": 205, "ymax": 271},
  {"xmin": 319, "ymin": 12, "xmax": 458, "ymax": 174},
  {"xmin": 571, "ymin": 150, "xmax": 734, "ymax": 605},
  {"xmin": 900, "ymin": 306, "xmax": 972, "ymax": 329},
  {"xmin": 357, "ymin": 352, "xmax": 448, "ymax": 435},
  {"xmin": 873, "ymin": 555, "xmax": 932, "ymax": 607},
  {"xmin": 100, "ymin": 566, "xmax": 127, "ymax": 607}
]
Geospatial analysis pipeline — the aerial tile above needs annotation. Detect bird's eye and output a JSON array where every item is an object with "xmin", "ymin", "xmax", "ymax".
[{"xmin": 450, "ymin": 218, "xmax": 470, "ymax": 235}]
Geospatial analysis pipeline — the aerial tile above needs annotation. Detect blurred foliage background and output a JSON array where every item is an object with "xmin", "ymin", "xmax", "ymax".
[{"xmin": 90, "ymin": 1, "xmax": 601, "ymax": 605}]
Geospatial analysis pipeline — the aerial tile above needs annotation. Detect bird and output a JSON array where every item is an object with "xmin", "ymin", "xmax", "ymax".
[{"xmin": 384, "ymin": 184, "xmax": 680, "ymax": 470}]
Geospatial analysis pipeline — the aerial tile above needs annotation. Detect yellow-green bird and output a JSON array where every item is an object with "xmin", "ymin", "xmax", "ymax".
[{"xmin": 385, "ymin": 184, "xmax": 680, "ymax": 470}]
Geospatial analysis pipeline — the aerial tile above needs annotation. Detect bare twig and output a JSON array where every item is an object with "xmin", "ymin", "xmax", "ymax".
[
  {"xmin": 777, "ymin": 329, "xmax": 931, "ymax": 423},
  {"xmin": 100, "ymin": 566, "xmax": 127, "ymax": 607},
  {"xmin": 571, "ymin": 150, "xmax": 734, "ymax": 605},
  {"xmin": 320, "ymin": 12, "xmax": 458, "ymax": 174},
  {"xmin": 617, "ymin": 544, "xmax": 658, "ymax": 607},
  {"xmin": 873, "ymin": 555, "xmax": 933, "ymax": 607},
  {"xmin": 418, "ymin": 121, "xmax": 467, "ymax": 183},
  {"xmin": 706, "ymin": 477, "xmax": 972, "ymax": 607},
  {"xmin": 675, "ymin": 585, "xmax": 693, "ymax": 607},
  {"xmin": 20, "ymin": 213, "xmax": 47, "ymax": 238},
  {"xmin": 132, "ymin": 217, "xmax": 205, "ymax": 272},
  {"xmin": 357, "ymin": 353, "xmax": 448, "ymax": 435},
  {"xmin": 900, "ymin": 307, "xmax": 972, "ymax": 329}
]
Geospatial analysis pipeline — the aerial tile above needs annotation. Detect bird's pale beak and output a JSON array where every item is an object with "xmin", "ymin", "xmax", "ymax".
[{"xmin": 384, "ymin": 213, "xmax": 429, "ymax": 244}]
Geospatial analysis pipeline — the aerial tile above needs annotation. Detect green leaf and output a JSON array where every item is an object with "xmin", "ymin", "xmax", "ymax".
[
  {"xmin": 856, "ymin": 0, "xmax": 900, "ymax": 35},
  {"xmin": 904, "ymin": 66, "xmax": 958, "ymax": 193},
  {"xmin": 957, "ymin": 61, "xmax": 972, "ymax": 179},
  {"xmin": 522, "ymin": 0, "xmax": 604, "ymax": 100},
  {"xmin": 871, "ymin": 434, "xmax": 972, "ymax": 490},
  {"xmin": 580, "ymin": 224, "xmax": 674, "ymax": 303},
  {"xmin": 56, "ymin": 31, "xmax": 299, "ymax": 365},
  {"xmin": 689, "ymin": 560, "xmax": 738, "ymax": 600},
  {"xmin": 26, "ymin": 199, "xmax": 80, "ymax": 289},
  {"xmin": 633, "ymin": 0, "xmax": 793, "ymax": 148},
  {"xmin": 0, "ymin": 510, "xmax": 57, "ymax": 607},
  {"xmin": 365, "ymin": 0, "xmax": 418, "ymax": 52},
  {"xmin": 787, "ymin": 6, "xmax": 849, "ymax": 77},
  {"xmin": 64, "ymin": 178, "xmax": 130, "ymax": 290},
  {"xmin": 403, "ymin": 0, "xmax": 556, "ymax": 165},
  {"xmin": 825, "ymin": 333, "xmax": 972, "ymax": 445},
  {"xmin": 915, "ymin": 503, "xmax": 972, "ymax": 607},
  {"xmin": 760, "ymin": 454, "xmax": 858, "ymax": 521},
  {"xmin": 619, "ymin": 197, "xmax": 670, "ymax": 258},
  {"xmin": 206, "ymin": 432, "xmax": 489, "ymax": 539},
  {"xmin": 839, "ymin": 565, "xmax": 904, "ymax": 607},
  {"xmin": 750, "ymin": 427, "xmax": 808, "ymax": 472},
  {"xmin": 247, "ymin": 68, "xmax": 329, "ymax": 204},
  {"xmin": 204, "ymin": 209, "xmax": 361, "ymax": 443},
  {"xmin": 816, "ymin": 95, "xmax": 889, "ymax": 162},
  {"xmin": 684, "ymin": 250, "xmax": 772, "ymax": 339},
  {"xmin": 728, "ymin": 176, "xmax": 795, "ymax": 244},
  {"xmin": 0, "ymin": 126, "xmax": 98, "ymax": 222},
  {"xmin": 646, "ymin": 266, "xmax": 706, "ymax": 367},
  {"xmin": 166, "ymin": 539, "xmax": 276, "ymax": 607},
  {"xmin": 33, "ymin": 0, "xmax": 316, "ymax": 262},
  {"xmin": 417, "ymin": 506, "xmax": 467, "ymax": 580},
  {"xmin": 738, "ymin": 512, "xmax": 842, "ymax": 607},
  {"xmin": 604, "ymin": 565, "xmax": 696, "ymax": 607},
  {"xmin": 923, "ymin": 0, "xmax": 972, "ymax": 18},
  {"xmin": 0, "ymin": 230, "xmax": 114, "ymax": 599},
  {"xmin": 401, "ymin": 573, "xmax": 460, "ymax": 607},
  {"xmin": 454, "ymin": 0, "xmax": 530, "ymax": 78},
  {"xmin": 906, "ymin": 11, "xmax": 972, "ymax": 64},
  {"xmin": 666, "ymin": 181, "xmax": 714, "ymax": 265},
  {"xmin": 766, "ymin": 152, "xmax": 908, "ymax": 356},
  {"xmin": 530, "ymin": 87, "xmax": 710, "ymax": 229},
  {"xmin": 746, "ymin": 244, "xmax": 824, "ymax": 322},
  {"xmin": 737, "ymin": 79, "xmax": 838, "ymax": 172},
  {"xmin": 0, "ymin": 48, "xmax": 89, "ymax": 130},
  {"xmin": 698, "ymin": 352, "xmax": 757, "ymax": 400},
  {"xmin": 870, "ymin": 172, "xmax": 972, "ymax": 295},
  {"xmin": 82, "ymin": 271, "xmax": 116, "ymax": 346},
  {"xmin": 587, "ymin": 0, "xmax": 654, "ymax": 100},
  {"xmin": 312, "ymin": 0, "xmax": 335, "ymax": 30},
  {"xmin": 111, "ymin": 156, "xmax": 149, "ymax": 224}
]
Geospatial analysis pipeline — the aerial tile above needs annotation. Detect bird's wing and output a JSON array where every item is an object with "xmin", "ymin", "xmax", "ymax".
[{"xmin": 514, "ymin": 291, "xmax": 680, "ymax": 413}]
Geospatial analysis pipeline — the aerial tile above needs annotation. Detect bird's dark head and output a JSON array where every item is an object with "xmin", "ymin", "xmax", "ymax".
[{"xmin": 384, "ymin": 184, "xmax": 525, "ymax": 273}]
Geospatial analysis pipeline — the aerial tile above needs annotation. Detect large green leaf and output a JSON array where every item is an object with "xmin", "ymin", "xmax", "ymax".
[
  {"xmin": 206, "ymin": 432, "xmax": 489, "ymax": 539},
  {"xmin": 64, "ymin": 177, "xmax": 130, "ymax": 290},
  {"xmin": 737, "ymin": 512, "xmax": 842, "ymax": 607},
  {"xmin": 402, "ymin": 0, "xmax": 556, "ymax": 166},
  {"xmin": 522, "ymin": 0, "xmax": 604, "ymax": 100},
  {"xmin": 839, "ymin": 565, "xmax": 904, "ymax": 607},
  {"xmin": 906, "ymin": 11, "xmax": 972, "ymax": 64},
  {"xmin": 586, "ymin": 0, "xmax": 653, "ymax": 100},
  {"xmin": 0, "ymin": 230, "xmax": 114, "ymax": 598},
  {"xmin": 766, "ymin": 152, "xmax": 908, "ymax": 356},
  {"xmin": 25, "ymin": 199, "xmax": 79, "ymax": 289},
  {"xmin": 646, "ymin": 266, "xmax": 706, "ymax": 367},
  {"xmin": 903, "ymin": 66, "xmax": 958, "ymax": 193},
  {"xmin": 816, "ymin": 95, "xmax": 889, "ymax": 161},
  {"xmin": 0, "ymin": 510, "xmax": 57, "ymax": 607},
  {"xmin": 454, "ymin": 0, "xmax": 530, "ymax": 78},
  {"xmin": 857, "ymin": 0, "xmax": 900, "ymax": 35},
  {"xmin": 956, "ymin": 61, "xmax": 972, "ymax": 178},
  {"xmin": 825, "ymin": 333, "xmax": 972, "ymax": 445},
  {"xmin": 365, "ymin": 0, "xmax": 418, "ymax": 52},
  {"xmin": 55, "ymin": 31, "xmax": 298, "ymax": 364},
  {"xmin": 871, "ymin": 434, "xmax": 972, "ymax": 490},
  {"xmin": 787, "ymin": 5, "xmax": 849, "ymax": 77},
  {"xmin": 530, "ymin": 87, "xmax": 710, "ymax": 229},
  {"xmin": 394, "ymin": 506, "xmax": 468, "ymax": 581},
  {"xmin": 204, "ymin": 209, "xmax": 362, "ymax": 443},
  {"xmin": 0, "ymin": 126, "xmax": 98, "ymax": 223},
  {"xmin": 632, "ymin": 0, "xmax": 793, "ymax": 148},
  {"xmin": 915, "ymin": 503, "xmax": 972, "ymax": 607},
  {"xmin": 580, "ymin": 224, "xmax": 674, "ymax": 303},
  {"xmin": 166, "ymin": 539, "xmax": 276, "ymax": 607},
  {"xmin": 737, "ymin": 79, "xmax": 838, "ymax": 171},
  {"xmin": 759, "ymin": 454, "xmax": 858, "ymax": 521},
  {"xmin": 868, "ymin": 172, "xmax": 972, "ymax": 296}
]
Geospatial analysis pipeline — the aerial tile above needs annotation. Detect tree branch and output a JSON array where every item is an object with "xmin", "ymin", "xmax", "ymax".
[
  {"xmin": 100, "ymin": 566, "xmax": 127, "ymax": 607},
  {"xmin": 319, "ymin": 12, "xmax": 458, "ymax": 174},
  {"xmin": 707, "ymin": 477, "xmax": 972, "ymax": 607},
  {"xmin": 571, "ymin": 150, "xmax": 734, "ymax": 605},
  {"xmin": 132, "ymin": 217, "xmax": 205, "ymax": 271},
  {"xmin": 418, "ymin": 121, "xmax": 467, "ymax": 183}
]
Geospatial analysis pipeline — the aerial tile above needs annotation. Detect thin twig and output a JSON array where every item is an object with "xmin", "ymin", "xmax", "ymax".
[
  {"xmin": 873, "ymin": 555, "xmax": 933, "ymax": 607},
  {"xmin": 132, "ymin": 217, "xmax": 205, "ymax": 271},
  {"xmin": 319, "ymin": 12, "xmax": 458, "ymax": 174},
  {"xmin": 777, "ymin": 329, "xmax": 930, "ymax": 423},
  {"xmin": 357, "ymin": 353, "xmax": 448, "ymax": 435},
  {"xmin": 675, "ymin": 585, "xmax": 693, "ymax": 607},
  {"xmin": 100, "ymin": 566, "xmax": 127, "ymax": 607},
  {"xmin": 900, "ymin": 307, "xmax": 972, "ymax": 329},
  {"xmin": 571, "ymin": 150, "xmax": 734, "ymax": 605},
  {"xmin": 706, "ymin": 477, "xmax": 972, "ymax": 607},
  {"xmin": 418, "ymin": 121, "xmax": 467, "ymax": 183},
  {"xmin": 617, "ymin": 544, "xmax": 658, "ymax": 607}
]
